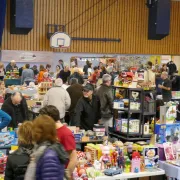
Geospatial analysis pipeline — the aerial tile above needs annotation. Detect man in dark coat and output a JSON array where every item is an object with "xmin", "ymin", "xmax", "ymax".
[
  {"xmin": 66, "ymin": 78, "xmax": 83, "ymax": 125},
  {"xmin": 1, "ymin": 92, "xmax": 29, "ymax": 128},
  {"xmin": 72, "ymin": 84, "xmax": 101, "ymax": 131},
  {"xmin": 96, "ymin": 74, "xmax": 113, "ymax": 134}
]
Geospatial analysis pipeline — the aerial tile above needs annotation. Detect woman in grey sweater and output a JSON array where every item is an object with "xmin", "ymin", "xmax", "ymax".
[{"xmin": 21, "ymin": 64, "xmax": 35, "ymax": 85}]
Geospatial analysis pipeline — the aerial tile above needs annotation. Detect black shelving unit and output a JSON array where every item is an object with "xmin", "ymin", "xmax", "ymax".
[
  {"xmin": 141, "ymin": 89, "xmax": 157, "ymax": 137},
  {"xmin": 110, "ymin": 86, "xmax": 156, "ymax": 142}
]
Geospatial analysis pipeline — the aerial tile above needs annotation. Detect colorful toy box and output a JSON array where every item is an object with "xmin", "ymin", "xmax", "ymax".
[
  {"xmin": 115, "ymin": 119, "xmax": 140, "ymax": 133},
  {"xmin": 121, "ymin": 119, "xmax": 140, "ymax": 133},
  {"xmin": 143, "ymin": 147, "xmax": 159, "ymax": 169},
  {"xmin": 160, "ymin": 104, "xmax": 177, "ymax": 124},
  {"xmin": 155, "ymin": 123, "xmax": 180, "ymax": 144},
  {"xmin": 0, "ymin": 131, "xmax": 16, "ymax": 147}
]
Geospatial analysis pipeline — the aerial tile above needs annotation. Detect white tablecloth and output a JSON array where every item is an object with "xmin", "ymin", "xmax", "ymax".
[{"xmin": 159, "ymin": 161, "xmax": 180, "ymax": 180}]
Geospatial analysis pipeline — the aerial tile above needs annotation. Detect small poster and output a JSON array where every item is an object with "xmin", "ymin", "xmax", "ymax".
[{"xmin": 163, "ymin": 142, "xmax": 175, "ymax": 161}]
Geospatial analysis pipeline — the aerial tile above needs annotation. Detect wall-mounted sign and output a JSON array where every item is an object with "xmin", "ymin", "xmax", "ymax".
[{"xmin": 1, "ymin": 50, "xmax": 53, "ymax": 63}]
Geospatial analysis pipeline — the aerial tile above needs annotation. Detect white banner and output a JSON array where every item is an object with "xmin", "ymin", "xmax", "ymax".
[{"xmin": 1, "ymin": 50, "xmax": 53, "ymax": 64}]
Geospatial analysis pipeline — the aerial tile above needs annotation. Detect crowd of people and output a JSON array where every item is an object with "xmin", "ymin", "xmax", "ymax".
[{"xmin": 0, "ymin": 58, "xmax": 178, "ymax": 179}]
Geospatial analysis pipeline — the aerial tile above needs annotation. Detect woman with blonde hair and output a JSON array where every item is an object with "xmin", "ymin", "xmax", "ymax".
[
  {"xmin": 25, "ymin": 115, "xmax": 68, "ymax": 180},
  {"xmin": 5, "ymin": 121, "xmax": 34, "ymax": 180},
  {"xmin": 0, "ymin": 62, "xmax": 5, "ymax": 80}
]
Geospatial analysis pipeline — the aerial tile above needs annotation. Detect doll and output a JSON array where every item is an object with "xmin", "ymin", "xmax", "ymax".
[
  {"xmin": 99, "ymin": 146, "xmax": 111, "ymax": 170},
  {"xmin": 111, "ymin": 151, "xmax": 118, "ymax": 166},
  {"xmin": 117, "ymin": 148, "xmax": 125, "ymax": 169}
]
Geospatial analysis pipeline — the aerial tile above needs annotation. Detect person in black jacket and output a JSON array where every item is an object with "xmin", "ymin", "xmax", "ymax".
[
  {"xmin": 83, "ymin": 60, "xmax": 89, "ymax": 76},
  {"xmin": 67, "ymin": 78, "xmax": 83, "ymax": 125},
  {"xmin": 73, "ymin": 83, "xmax": 101, "ymax": 130},
  {"xmin": 5, "ymin": 121, "xmax": 34, "ymax": 180},
  {"xmin": 69, "ymin": 67, "xmax": 84, "ymax": 85},
  {"xmin": 96, "ymin": 74, "xmax": 113, "ymax": 134},
  {"xmin": 1, "ymin": 92, "xmax": 29, "ymax": 128}
]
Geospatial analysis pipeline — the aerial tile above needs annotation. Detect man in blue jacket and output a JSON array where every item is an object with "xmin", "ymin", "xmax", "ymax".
[{"xmin": 0, "ymin": 109, "xmax": 12, "ymax": 130}]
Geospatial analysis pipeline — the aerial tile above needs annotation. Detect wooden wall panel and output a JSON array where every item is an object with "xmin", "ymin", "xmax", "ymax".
[{"xmin": 1, "ymin": 0, "xmax": 180, "ymax": 54}]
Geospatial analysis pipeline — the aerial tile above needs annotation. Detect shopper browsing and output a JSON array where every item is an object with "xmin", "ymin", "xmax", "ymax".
[
  {"xmin": 43, "ymin": 78, "xmax": 71, "ymax": 119},
  {"xmin": 39, "ymin": 105, "xmax": 77, "ymax": 176},
  {"xmin": 73, "ymin": 83, "xmax": 101, "ymax": 130},
  {"xmin": 96, "ymin": 74, "xmax": 113, "ymax": 134},
  {"xmin": 67, "ymin": 78, "xmax": 83, "ymax": 125},
  {"xmin": 5, "ymin": 121, "xmax": 34, "ymax": 180},
  {"xmin": 1, "ymin": 92, "xmax": 29, "ymax": 128},
  {"xmin": 25, "ymin": 115, "xmax": 68, "ymax": 180},
  {"xmin": 158, "ymin": 71, "xmax": 172, "ymax": 102},
  {"xmin": 21, "ymin": 64, "xmax": 35, "ymax": 85},
  {"xmin": 69, "ymin": 67, "xmax": 84, "ymax": 85}
]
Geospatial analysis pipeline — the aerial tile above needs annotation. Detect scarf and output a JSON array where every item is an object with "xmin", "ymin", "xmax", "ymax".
[{"xmin": 24, "ymin": 141, "xmax": 51, "ymax": 180}]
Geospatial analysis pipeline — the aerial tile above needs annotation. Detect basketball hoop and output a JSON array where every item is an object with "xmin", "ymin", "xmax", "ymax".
[{"xmin": 50, "ymin": 32, "xmax": 71, "ymax": 49}]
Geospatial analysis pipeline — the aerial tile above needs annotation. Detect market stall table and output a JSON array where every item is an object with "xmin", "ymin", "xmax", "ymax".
[
  {"xmin": 88, "ymin": 169, "xmax": 165, "ymax": 180},
  {"xmin": 4, "ymin": 79, "xmax": 21, "ymax": 87},
  {"xmin": 159, "ymin": 160, "xmax": 180, "ymax": 180}
]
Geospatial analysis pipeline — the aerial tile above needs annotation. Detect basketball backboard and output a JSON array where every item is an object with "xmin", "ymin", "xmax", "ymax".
[{"xmin": 50, "ymin": 32, "xmax": 71, "ymax": 48}]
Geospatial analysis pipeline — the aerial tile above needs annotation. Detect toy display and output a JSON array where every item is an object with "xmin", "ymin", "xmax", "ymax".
[
  {"xmin": 160, "ymin": 104, "xmax": 177, "ymax": 124},
  {"xmin": 131, "ymin": 151, "xmax": 140, "ymax": 173},
  {"xmin": 38, "ymin": 82, "xmax": 52, "ymax": 94},
  {"xmin": 0, "ymin": 151, "xmax": 7, "ymax": 173},
  {"xmin": 99, "ymin": 145, "xmax": 111, "ymax": 170},
  {"xmin": 103, "ymin": 168, "xmax": 122, "ymax": 176},
  {"xmin": 117, "ymin": 148, "xmax": 125, "ymax": 169},
  {"xmin": 0, "ymin": 131, "xmax": 16, "ymax": 147},
  {"xmin": 143, "ymin": 147, "xmax": 159, "ymax": 169},
  {"xmin": 5, "ymin": 70, "xmax": 19, "ymax": 79},
  {"xmin": 121, "ymin": 119, "xmax": 140, "ymax": 133},
  {"xmin": 163, "ymin": 142, "xmax": 175, "ymax": 161},
  {"xmin": 155, "ymin": 123, "xmax": 180, "ymax": 144}
]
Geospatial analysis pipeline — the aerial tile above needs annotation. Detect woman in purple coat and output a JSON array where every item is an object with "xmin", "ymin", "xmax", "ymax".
[{"xmin": 25, "ymin": 115, "xmax": 68, "ymax": 180}]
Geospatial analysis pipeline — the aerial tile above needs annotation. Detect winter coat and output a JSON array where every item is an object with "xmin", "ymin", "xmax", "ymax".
[
  {"xmin": 36, "ymin": 149, "xmax": 65, "ymax": 180},
  {"xmin": 96, "ymin": 84, "xmax": 113, "ymax": 118},
  {"xmin": 43, "ymin": 87, "xmax": 71, "ymax": 119},
  {"xmin": 69, "ymin": 72, "xmax": 84, "ymax": 85},
  {"xmin": 1, "ymin": 97, "xmax": 29, "ymax": 128},
  {"xmin": 83, "ymin": 65, "xmax": 88, "ymax": 75},
  {"xmin": 66, "ymin": 84, "xmax": 83, "ymax": 114},
  {"xmin": 25, "ymin": 142, "xmax": 68, "ymax": 180},
  {"xmin": 0, "ymin": 109, "xmax": 12, "ymax": 130},
  {"xmin": 5, "ymin": 145, "xmax": 33, "ymax": 180},
  {"xmin": 73, "ymin": 95, "xmax": 101, "ymax": 130}
]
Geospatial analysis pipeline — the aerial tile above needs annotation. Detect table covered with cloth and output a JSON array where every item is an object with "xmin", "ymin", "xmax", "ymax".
[{"xmin": 159, "ymin": 160, "xmax": 180, "ymax": 180}]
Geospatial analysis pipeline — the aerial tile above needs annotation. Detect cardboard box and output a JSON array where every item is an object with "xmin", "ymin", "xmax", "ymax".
[
  {"xmin": 155, "ymin": 123, "xmax": 180, "ymax": 144},
  {"xmin": 0, "ymin": 132, "xmax": 16, "ymax": 147}
]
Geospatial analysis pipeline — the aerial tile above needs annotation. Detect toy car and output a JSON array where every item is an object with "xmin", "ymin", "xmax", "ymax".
[{"xmin": 104, "ymin": 168, "xmax": 122, "ymax": 176}]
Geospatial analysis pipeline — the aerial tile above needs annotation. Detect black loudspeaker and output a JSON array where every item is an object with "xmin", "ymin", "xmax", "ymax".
[
  {"xmin": 148, "ymin": 0, "xmax": 170, "ymax": 40},
  {"xmin": 10, "ymin": 0, "xmax": 34, "ymax": 34}
]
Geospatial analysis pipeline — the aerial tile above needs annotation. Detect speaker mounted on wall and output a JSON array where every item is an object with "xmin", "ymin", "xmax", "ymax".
[
  {"xmin": 10, "ymin": 0, "xmax": 34, "ymax": 35},
  {"xmin": 148, "ymin": 0, "xmax": 171, "ymax": 40}
]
